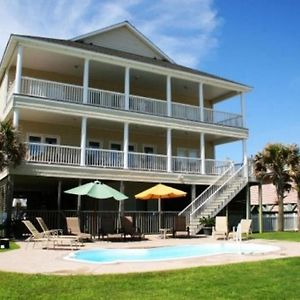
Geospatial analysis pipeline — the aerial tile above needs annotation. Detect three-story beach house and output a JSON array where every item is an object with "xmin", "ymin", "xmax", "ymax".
[{"xmin": 0, "ymin": 22, "xmax": 251, "ymax": 234}]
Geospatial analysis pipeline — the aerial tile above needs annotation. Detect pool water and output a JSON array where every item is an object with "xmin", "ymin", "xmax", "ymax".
[{"xmin": 65, "ymin": 243, "xmax": 279, "ymax": 264}]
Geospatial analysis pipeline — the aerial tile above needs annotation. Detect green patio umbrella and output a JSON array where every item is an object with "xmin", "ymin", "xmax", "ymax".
[
  {"xmin": 65, "ymin": 181, "xmax": 128, "ymax": 236},
  {"xmin": 64, "ymin": 180, "xmax": 128, "ymax": 201}
]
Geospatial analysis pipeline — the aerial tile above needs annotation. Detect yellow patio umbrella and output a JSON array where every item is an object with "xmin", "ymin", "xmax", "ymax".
[{"xmin": 135, "ymin": 183, "xmax": 187, "ymax": 229}]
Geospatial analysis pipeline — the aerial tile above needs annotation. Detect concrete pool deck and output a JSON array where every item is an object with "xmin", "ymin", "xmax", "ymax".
[{"xmin": 0, "ymin": 235, "xmax": 299, "ymax": 275}]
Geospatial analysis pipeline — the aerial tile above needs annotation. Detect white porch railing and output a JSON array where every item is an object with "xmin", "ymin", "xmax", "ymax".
[
  {"xmin": 17, "ymin": 77, "xmax": 244, "ymax": 128},
  {"xmin": 21, "ymin": 77, "xmax": 83, "ymax": 103},
  {"xmin": 88, "ymin": 87, "xmax": 125, "ymax": 109},
  {"xmin": 172, "ymin": 156, "xmax": 202, "ymax": 173},
  {"xmin": 128, "ymin": 152, "xmax": 167, "ymax": 171},
  {"xmin": 25, "ymin": 142, "xmax": 81, "ymax": 165},
  {"xmin": 204, "ymin": 108, "xmax": 243, "ymax": 127},
  {"xmin": 205, "ymin": 159, "xmax": 233, "ymax": 175},
  {"xmin": 86, "ymin": 148, "xmax": 124, "ymax": 168},
  {"xmin": 172, "ymin": 102, "xmax": 201, "ymax": 122},
  {"xmin": 25, "ymin": 142, "xmax": 232, "ymax": 176},
  {"xmin": 129, "ymin": 94, "xmax": 166, "ymax": 116}
]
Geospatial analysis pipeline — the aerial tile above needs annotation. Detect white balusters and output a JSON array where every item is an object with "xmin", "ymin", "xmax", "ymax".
[
  {"xmin": 17, "ymin": 77, "xmax": 243, "ymax": 127},
  {"xmin": 25, "ymin": 143, "xmax": 81, "ymax": 165},
  {"xmin": 129, "ymin": 94, "xmax": 167, "ymax": 116},
  {"xmin": 128, "ymin": 152, "xmax": 167, "ymax": 171},
  {"xmin": 172, "ymin": 156, "xmax": 201, "ymax": 173}
]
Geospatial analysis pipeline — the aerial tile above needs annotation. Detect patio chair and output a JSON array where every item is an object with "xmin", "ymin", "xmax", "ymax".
[
  {"xmin": 36, "ymin": 217, "xmax": 63, "ymax": 236},
  {"xmin": 98, "ymin": 217, "xmax": 117, "ymax": 240},
  {"xmin": 228, "ymin": 219, "xmax": 252, "ymax": 240},
  {"xmin": 120, "ymin": 216, "xmax": 142, "ymax": 240},
  {"xmin": 22, "ymin": 220, "xmax": 80, "ymax": 249},
  {"xmin": 66, "ymin": 217, "xmax": 92, "ymax": 241},
  {"xmin": 212, "ymin": 216, "xmax": 228, "ymax": 240},
  {"xmin": 172, "ymin": 215, "xmax": 190, "ymax": 238}
]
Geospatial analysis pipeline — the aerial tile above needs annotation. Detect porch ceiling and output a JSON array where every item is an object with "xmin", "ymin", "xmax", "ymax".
[
  {"xmin": 17, "ymin": 109, "xmax": 238, "ymax": 144},
  {"xmin": 11, "ymin": 47, "xmax": 240, "ymax": 104}
]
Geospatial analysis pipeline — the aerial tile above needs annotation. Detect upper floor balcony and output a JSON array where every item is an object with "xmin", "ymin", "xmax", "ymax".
[{"xmin": 6, "ymin": 76, "xmax": 244, "ymax": 128}]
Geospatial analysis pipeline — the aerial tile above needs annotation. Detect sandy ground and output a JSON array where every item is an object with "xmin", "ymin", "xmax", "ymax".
[{"xmin": 0, "ymin": 235, "xmax": 299, "ymax": 275}]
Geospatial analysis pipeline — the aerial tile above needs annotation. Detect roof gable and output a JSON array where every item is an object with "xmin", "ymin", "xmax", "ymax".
[{"xmin": 71, "ymin": 21, "xmax": 174, "ymax": 63}]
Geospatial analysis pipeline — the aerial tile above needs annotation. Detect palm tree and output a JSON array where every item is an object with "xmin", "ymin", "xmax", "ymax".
[
  {"xmin": 289, "ymin": 146, "xmax": 300, "ymax": 231},
  {"xmin": 0, "ymin": 121, "xmax": 25, "ymax": 170},
  {"xmin": 254, "ymin": 143, "xmax": 298, "ymax": 231},
  {"xmin": 0, "ymin": 121, "xmax": 26, "ymax": 238}
]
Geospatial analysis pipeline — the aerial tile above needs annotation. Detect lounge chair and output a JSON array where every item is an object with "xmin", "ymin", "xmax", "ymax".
[
  {"xmin": 22, "ymin": 220, "xmax": 80, "ymax": 249},
  {"xmin": 120, "ymin": 216, "xmax": 142, "ymax": 240},
  {"xmin": 212, "ymin": 216, "xmax": 228, "ymax": 240},
  {"xmin": 228, "ymin": 219, "xmax": 252, "ymax": 240},
  {"xmin": 66, "ymin": 217, "xmax": 92, "ymax": 241},
  {"xmin": 98, "ymin": 217, "xmax": 117, "ymax": 240},
  {"xmin": 36, "ymin": 217, "xmax": 63, "ymax": 236},
  {"xmin": 172, "ymin": 216, "xmax": 190, "ymax": 238}
]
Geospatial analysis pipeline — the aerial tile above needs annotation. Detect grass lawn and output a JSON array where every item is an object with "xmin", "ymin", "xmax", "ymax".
[
  {"xmin": 251, "ymin": 231, "xmax": 300, "ymax": 242},
  {"xmin": 0, "ymin": 234, "xmax": 299, "ymax": 299},
  {"xmin": 0, "ymin": 257, "xmax": 299, "ymax": 299},
  {"xmin": 0, "ymin": 241, "xmax": 20, "ymax": 252}
]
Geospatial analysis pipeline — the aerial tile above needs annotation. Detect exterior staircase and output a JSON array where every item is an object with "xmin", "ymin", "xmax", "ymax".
[{"xmin": 179, "ymin": 163, "xmax": 248, "ymax": 235}]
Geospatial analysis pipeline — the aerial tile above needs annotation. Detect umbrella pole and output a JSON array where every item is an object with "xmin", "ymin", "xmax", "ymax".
[{"xmin": 158, "ymin": 198, "xmax": 161, "ymax": 230}]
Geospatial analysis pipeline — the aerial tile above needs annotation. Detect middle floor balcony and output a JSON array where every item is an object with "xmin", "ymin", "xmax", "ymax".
[{"xmin": 24, "ymin": 142, "xmax": 232, "ymax": 176}]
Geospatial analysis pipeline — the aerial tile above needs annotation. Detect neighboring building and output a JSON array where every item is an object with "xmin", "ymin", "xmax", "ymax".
[
  {"xmin": 0, "ymin": 21, "xmax": 251, "ymax": 234},
  {"xmin": 251, "ymin": 184, "xmax": 298, "ymax": 213}
]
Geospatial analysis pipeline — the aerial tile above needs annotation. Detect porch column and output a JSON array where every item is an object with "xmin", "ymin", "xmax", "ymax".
[
  {"xmin": 83, "ymin": 59, "xmax": 89, "ymax": 104},
  {"xmin": 13, "ymin": 108, "xmax": 19, "ymax": 129},
  {"xmin": 240, "ymin": 92, "xmax": 246, "ymax": 127},
  {"xmin": 166, "ymin": 75, "xmax": 172, "ymax": 117},
  {"xmin": 15, "ymin": 45, "xmax": 23, "ymax": 93},
  {"xmin": 258, "ymin": 183, "xmax": 263, "ymax": 233},
  {"xmin": 123, "ymin": 123, "xmax": 129, "ymax": 169},
  {"xmin": 57, "ymin": 180, "xmax": 62, "ymax": 210},
  {"xmin": 199, "ymin": 82, "xmax": 204, "ymax": 122},
  {"xmin": 200, "ymin": 133, "xmax": 205, "ymax": 174},
  {"xmin": 242, "ymin": 139, "xmax": 248, "ymax": 176},
  {"xmin": 245, "ymin": 184, "xmax": 251, "ymax": 219},
  {"xmin": 167, "ymin": 128, "xmax": 172, "ymax": 172},
  {"xmin": 191, "ymin": 185, "xmax": 196, "ymax": 212},
  {"xmin": 80, "ymin": 117, "xmax": 87, "ymax": 166},
  {"xmin": 124, "ymin": 66, "xmax": 130, "ymax": 110}
]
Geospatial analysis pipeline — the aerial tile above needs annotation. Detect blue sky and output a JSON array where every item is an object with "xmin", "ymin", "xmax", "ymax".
[{"xmin": 0, "ymin": 0, "xmax": 299, "ymax": 162}]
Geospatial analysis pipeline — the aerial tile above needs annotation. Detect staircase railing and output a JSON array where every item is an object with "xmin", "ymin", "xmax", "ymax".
[
  {"xmin": 190, "ymin": 164, "xmax": 247, "ymax": 220},
  {"xmin": 179, "ymin": 162, "xmax": 235, "ymax": 217}
]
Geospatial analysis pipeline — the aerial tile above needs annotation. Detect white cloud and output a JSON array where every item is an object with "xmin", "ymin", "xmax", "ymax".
[{"xmin": 0, "ymin": 0, "xmax": 221, "ymax": 68}]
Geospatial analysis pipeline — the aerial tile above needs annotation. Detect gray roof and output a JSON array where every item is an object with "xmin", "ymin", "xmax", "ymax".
[{"xmin": 11, "ymin": 34, "xmax": 250, "ymax": 88}]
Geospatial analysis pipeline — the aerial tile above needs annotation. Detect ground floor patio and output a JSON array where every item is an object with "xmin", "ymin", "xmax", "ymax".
[
  {"xmin": 0, "ymin": 236, "xmax": 299, "ymax": 275},
  {"xmin": 0, "ymin": 175, "xmax": 250, "ymax": 237}
]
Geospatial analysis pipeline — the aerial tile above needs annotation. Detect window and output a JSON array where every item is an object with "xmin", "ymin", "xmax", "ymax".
[
  {"xmin": 144, "ymin": 146, "xmax": 154, "ymax": 154},
  {"xmin": 88, "ymin": 141, "xmax": 101, "ymax": 149},
  {"xmin": 29, "ymin": 136, "xmax": 42, "ymax": 143},
  {"xmin": 110, "ymin": 143, "xmax": 121, "ymax": 151},
  {"xmin": 45, "ymin": 137, "xmax": 57, "ymax": 145}
]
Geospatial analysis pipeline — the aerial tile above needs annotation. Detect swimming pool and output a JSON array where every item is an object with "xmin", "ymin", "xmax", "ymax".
[{"xmin": 65, "ymin": 243, "xmax": 279, "ymax": 264}]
